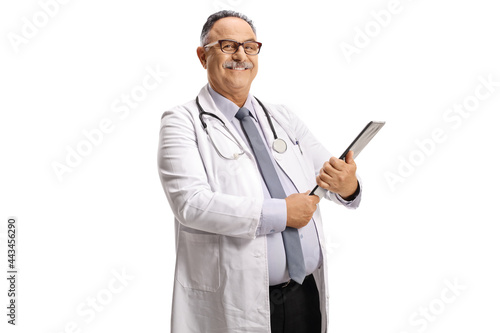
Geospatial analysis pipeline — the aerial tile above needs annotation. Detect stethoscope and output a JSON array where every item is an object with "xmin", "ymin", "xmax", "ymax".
[{"xmin": 196, "ymin": 96, "xmax": 288, "ymax": 159}]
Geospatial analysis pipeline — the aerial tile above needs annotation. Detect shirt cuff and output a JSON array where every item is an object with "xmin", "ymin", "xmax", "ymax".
[
  {"xmin": 256, "ymin": 198, "xmax": 287, "ymax": 236},
  {"xmin": 334, "ymin": 181, "xmax": 361, "ymax": 206}
]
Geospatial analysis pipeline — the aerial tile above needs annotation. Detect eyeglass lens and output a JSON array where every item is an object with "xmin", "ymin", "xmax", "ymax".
[{"xmin": 220, "ymin": 40, "xmax": 260, "ymax": 55}]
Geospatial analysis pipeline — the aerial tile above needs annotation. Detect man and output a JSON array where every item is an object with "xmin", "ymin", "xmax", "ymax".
[{"xmin": 157, "ymin": 10, "xmax": 361, "ymax": 333}]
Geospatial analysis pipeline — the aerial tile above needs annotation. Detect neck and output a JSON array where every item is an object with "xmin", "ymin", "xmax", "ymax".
[{"xmin": 211, "ymin": 86, "xmax": 249, "ymax": 107}]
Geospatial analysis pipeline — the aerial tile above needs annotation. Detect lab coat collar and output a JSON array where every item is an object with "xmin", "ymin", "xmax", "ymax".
[
  {"xmin": 197, "ymin": 84, "xmax": 254, "ymax": 157},
  {"xmin": 207, "ymin": 84, "xmax": 257, "ymax": 122}
]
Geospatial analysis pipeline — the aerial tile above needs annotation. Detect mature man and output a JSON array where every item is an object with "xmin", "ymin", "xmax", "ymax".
[{"xmin": 157, "ymin": 10, "xmax": 361, "ymax": 333}]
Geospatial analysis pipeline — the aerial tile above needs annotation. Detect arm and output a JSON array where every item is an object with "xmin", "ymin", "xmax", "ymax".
[
  {"xmin": 257, "ymin": 191, "xmax": 321, "ymax": 236},
  {"xmin": 157, "ymin": 106, "xmax": 262, "ymax": 239},
  {"xmin": 285, "ymin": 106, "xmax": 362, "ymax": 209}
]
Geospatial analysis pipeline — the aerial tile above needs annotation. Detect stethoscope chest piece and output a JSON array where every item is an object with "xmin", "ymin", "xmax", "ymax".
[{"xmin": 272, "ymin": 138, "xmax": 287, "ymax": 154}]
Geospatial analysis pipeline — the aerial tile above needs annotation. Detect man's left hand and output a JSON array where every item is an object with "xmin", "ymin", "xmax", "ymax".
[{"xmin": 316, "ymin": 150, "xmax": 358, "ymax": 200}]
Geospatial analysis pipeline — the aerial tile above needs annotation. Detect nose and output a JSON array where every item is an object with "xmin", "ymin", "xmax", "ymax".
[{"xmin": 232, "ymin": 44, "xmax": 246, "ymax": 60}]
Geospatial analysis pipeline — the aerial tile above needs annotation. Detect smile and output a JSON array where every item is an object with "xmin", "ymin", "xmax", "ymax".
[{"xmin": 223, "ymin": 61, "xmax": 253, "ymax": 70}]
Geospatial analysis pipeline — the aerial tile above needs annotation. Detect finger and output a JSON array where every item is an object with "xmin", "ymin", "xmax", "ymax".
[
  {"xmin": 316, "ymin": 176, "xmax": 333, "ymax": 190},
  {"xmin": 319, "ymin": 171, "xmax": 342, "ymax": 190},
  {"xmin": 323, "ymin": 161, "xmax": 341, "ymax": 176},
  {"xmin": 316, "ymin": 175, "xmax": 331, "ymax": 190},
  {"xmin": 328, "ymin": 156, "xmax": 346, "ymax": 171},
  {"xmin": 321, "ymin": 165, "xmax": 344, "ymax": 183},
  {"xmin": 345, "ymin": 150, "xmax": 355, "ymax": 164},
  {"xmin": 310, "ymin": 195, "xmax": 320, "ymax": 205},
  {"xmin": 304, "ymin": 190, "xmax": 311, "ymax": 195},
  {"xmin": 318, "ymin": 171, "xmax": 332, "ymax": 184}
]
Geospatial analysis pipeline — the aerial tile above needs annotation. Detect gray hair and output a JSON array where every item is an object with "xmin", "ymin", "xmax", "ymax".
[{"xmin": 200, "ymin": 10, "xmax": 257, "ymax": 46}]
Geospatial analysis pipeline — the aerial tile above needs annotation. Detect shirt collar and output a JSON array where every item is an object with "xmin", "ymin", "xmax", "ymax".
[{"xmin": 208, "ymin": 84, "xmax": 257, "ymax": 122}]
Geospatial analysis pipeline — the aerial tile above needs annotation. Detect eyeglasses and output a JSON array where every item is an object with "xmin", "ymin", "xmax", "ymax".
[{"xmin": 204, "ymin": 39, "xmax": 262, "ymax": 55}]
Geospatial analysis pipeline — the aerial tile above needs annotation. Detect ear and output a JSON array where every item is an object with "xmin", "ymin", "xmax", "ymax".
[{"xmin": 196, "ymin": 46, "xmax": 207, "ymax": 69}]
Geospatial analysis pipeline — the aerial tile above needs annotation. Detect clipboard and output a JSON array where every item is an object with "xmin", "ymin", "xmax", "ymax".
[{"xmin": 309, "ymin": 121, "xmax": 385, "ymax": 199}]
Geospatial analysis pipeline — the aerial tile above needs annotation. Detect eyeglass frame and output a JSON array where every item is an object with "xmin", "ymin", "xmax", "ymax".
[{"xmin": 203, "ymin": 39, "xmax": 263, "ymax": 55}]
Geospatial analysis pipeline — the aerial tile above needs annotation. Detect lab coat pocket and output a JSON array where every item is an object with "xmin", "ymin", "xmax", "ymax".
[{"xmin": 176, "ymin": 231, "xmax": 221, "ymax": 292}]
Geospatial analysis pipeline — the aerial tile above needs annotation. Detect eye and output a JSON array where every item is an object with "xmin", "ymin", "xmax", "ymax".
[
  {"xmin": 221, "ymin": 41, "xmax": 237, "ymax": 51},
  {"xmin": 243, "ymin": 42, "xmax": 260, "ymax": 54}
]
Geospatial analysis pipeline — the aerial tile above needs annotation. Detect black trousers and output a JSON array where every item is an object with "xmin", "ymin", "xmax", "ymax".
[{"xmin": 269, "ymin": 275, "xmax": 322, "ymax": 333}]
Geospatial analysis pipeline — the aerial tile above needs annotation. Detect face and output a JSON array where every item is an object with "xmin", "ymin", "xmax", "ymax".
[{"xmin": 197, "ymin": 17, "xmax": 259, "ymax": 101}]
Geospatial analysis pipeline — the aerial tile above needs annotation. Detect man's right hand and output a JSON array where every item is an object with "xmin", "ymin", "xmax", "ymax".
[{"xmin": 285, "ymin": 191, "xmax": 320, "ymax": 229}]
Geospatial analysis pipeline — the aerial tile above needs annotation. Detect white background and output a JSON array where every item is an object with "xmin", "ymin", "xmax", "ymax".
[{"xmin": 1, "ymin": 0, "xmax": 499, "ymax": 332}]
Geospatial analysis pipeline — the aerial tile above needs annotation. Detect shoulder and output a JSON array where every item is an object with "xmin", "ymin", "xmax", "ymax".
[
  {"xmin": 252, "ymin": 97, "xmax": 299, "ymax": 126},
  {"xmin": 160, "ymin": 85, "xmax": 212, "ymax": 124},
  {"xmin": 160, "ymin": 99, "xmax": 198, "ymax": 126}
]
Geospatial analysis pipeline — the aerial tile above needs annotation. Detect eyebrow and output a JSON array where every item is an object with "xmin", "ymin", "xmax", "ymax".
[{"xmin": 223, "ymin": 38, "xmax": 258, "ymax": 42}]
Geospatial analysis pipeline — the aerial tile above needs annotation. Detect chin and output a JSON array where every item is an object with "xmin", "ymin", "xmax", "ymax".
[{"xmin": 224, "ymin": 76, "xmax": 252, "ymax": 87}]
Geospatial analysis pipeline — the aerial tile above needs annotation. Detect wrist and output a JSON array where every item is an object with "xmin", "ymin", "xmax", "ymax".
[{"xmin": 339, "ymin": 181, "xmax": 360, "ymax": 201}]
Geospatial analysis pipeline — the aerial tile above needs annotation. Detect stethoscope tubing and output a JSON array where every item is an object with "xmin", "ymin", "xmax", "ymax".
[
  {"xmin": 196, "ymin": 96, "xmax": 279, "ymax": 139},
  {"xmin": 196, "ymin": 96, "xmax": 287, "ymax": 154}
]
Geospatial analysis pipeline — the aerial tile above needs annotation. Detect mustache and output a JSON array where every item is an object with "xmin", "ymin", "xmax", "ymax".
[{"xmin": 222, "ymin": 61, "xmax": 254, "ymax": 70}]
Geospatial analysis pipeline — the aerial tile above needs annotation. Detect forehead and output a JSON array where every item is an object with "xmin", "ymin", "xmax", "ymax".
[{"xmin": 209, "ymin": 17, "xmax": 257, "ymax": 42}]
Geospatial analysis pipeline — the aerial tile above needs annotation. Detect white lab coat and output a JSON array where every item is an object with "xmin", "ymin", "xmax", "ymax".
[{"xmin": 157, "ymin": 85, "xmax": 361, "ymax": 333}]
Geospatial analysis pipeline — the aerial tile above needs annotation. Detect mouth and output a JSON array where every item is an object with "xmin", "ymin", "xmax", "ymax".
[{"xmin": 223, "ymin": 61, "xmax": 253, "ymax": 71}]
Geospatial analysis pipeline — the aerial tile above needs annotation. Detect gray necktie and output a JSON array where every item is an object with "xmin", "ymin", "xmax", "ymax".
[{"xmin": 235, "ymin": 107, "xmax": 306, "ymax": 284}]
